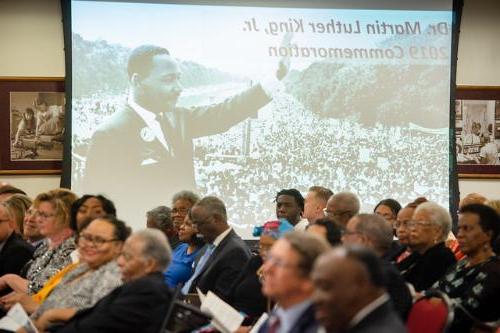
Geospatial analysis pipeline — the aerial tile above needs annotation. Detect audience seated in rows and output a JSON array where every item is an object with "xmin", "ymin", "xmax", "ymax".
[
  {"xmin": 312, "ymin": 247, "xmax": 407, "ymax": 333},
  {"xmin": 0, "ymin": 183, "xmax": 498, "ymax": 333},
  {"xmin": 397, "ymin": 202, "xmax": 456, "ymax": 292}
]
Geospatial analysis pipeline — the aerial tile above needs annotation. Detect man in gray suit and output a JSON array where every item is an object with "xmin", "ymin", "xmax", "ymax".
[
  {"xmin": 84, "ymin": 45, "xmax": 286, "ymax": 206},
  {"xmin": 312, "ymin": 247, "xmax": 407, "ymax": 333}
]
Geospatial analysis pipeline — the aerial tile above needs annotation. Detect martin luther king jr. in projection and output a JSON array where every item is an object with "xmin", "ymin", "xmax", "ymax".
[{"xmin": 83, "ymin": 44, "xmax": 288, "ymax": 203}]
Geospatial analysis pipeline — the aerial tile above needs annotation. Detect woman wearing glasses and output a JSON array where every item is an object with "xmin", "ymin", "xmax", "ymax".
[
  {"xmin": 0, "ymin": 189, "xmax": 78, "ymax": 297},
  {"xmin": 396, "ymin": 201, "xmax": 456, "ymax": 292},
  {"xmin": 27, "ymin": 215, "xmax": 130, "ymax": 331}
]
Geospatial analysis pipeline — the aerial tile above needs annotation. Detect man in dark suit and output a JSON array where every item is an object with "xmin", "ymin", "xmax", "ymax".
[
  {"xmin": 312, "ymin": 247, "xmax": 407, "ymax": 333},
  {"xmin": 53, "ymin": 229, "xmax": 172, "ymax": 333},
  {"xmin": 181, "ymin": 196, "xmax": 250, "ymax": 300},
  {"xmin": 342, "ymin": 214, "xmax": 412, "ymax": 319},
  {"xmin": 83, "ymin": 45, "xmax": 286, "ymax": 216},
  {"xmin": 258, "ymin": 232, "xmax": 330, "ymax": 333},
  {"xmin": 0, "ymin": 204, "xmax": 33, "ymax": 277}
]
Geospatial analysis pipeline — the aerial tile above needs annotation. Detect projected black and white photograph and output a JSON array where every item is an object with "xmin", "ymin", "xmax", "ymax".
[
  {"xmin": 456, "ymin": 86, "xmax": 500, "ymax": 177},
  {"xmin": 10, "ymin": 92, "xmax": 66, "ymax": 161},
  {"xmin": 0, "ymin": 78, "xmax": 64, "ymax": 174},
  {"xmin": 70, "ymin": 1, "xmax": 454, "ymax": 235}
]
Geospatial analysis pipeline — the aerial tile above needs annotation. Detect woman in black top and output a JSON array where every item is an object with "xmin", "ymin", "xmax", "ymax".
[
  {"xmin": 434, "ymin": 204, "xmax": 500, "ymax": 333},
  {"xmin": 397, "ymin": 202, "xmax": 456, "ymax": 292}
]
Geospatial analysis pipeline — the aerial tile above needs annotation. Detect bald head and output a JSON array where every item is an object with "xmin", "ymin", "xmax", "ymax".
[
  {"xmin": 459, "ymin": 193, "xmax": 488, "ymax": 209},
  {"xmin": 344, "ymin": 214, "xmax": 393, "ymax": 256},
  {"xmin": 325, "ymin": 192, "xmax": 360, "ymax": 228},
  {"xmin": 312, "ymin": 247, "xmax": 385, "ymax": 332}
]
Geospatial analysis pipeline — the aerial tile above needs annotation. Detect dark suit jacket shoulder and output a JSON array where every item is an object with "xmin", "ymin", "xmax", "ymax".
[
  {"xmin": 0, "ymin": 232, "xmax": 34, "ymax": 276},
  {"xmin": 190, "ymin": 229, "xmax": 251, "ymax": 300},
  {"xmin": 347, "ymin": 301, "xmax": 407, "ymax": 333},
  {"xmin": 56, "ymin": 272, "xmax": 171, "ymax": 333},
  {"xmin": 258, "ymin": 304, "xmax": 319, "ymax": 333},
  {"xmin": 381, "ymin": 260, "xmax": 412, "ymax": 320}
]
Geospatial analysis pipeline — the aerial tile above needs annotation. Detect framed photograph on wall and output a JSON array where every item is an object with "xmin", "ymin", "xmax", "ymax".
[
  {"xmin": 456, "ymin": 86, "xmax": 500, "ymax": 178},
  {"xmin": 0, "ymin": 77, "xmax": 65, "ymax": 175}
]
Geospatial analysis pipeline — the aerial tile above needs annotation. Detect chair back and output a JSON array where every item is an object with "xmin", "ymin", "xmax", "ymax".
[{"xmin": 406, "ymin": 290, "xmax": 454, "ymax": 333}]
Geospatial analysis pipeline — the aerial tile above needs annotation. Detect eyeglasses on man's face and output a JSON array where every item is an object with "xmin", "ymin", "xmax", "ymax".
[{"xmin": 323, "ymin": 208, "xmax": 350, "ymax": 218}]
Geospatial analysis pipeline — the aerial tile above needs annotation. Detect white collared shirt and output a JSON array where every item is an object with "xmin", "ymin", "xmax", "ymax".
[
  {"xmin": 128, "ymin": 95, "xmax": 170, "ymax": 152},
  {"xmin": 294, "ymin": 219, "xmax": 309, "ymax": 231},
  {"xmin": 349, "ymin": 293, "xmax": 390, "ymax": 328},
  {"xmin": 212, "ymin": 227, "xmax": 232, "ymax": 248}
]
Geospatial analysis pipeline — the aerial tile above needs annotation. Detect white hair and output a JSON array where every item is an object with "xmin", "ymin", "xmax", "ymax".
[{"xmin": 414, "ymin": 202, "xmax": 452, "ymax": 242}]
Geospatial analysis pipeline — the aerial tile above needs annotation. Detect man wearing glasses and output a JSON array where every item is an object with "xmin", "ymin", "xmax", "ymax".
[
  {"xmin": 259, "ymin": 232, "xmax": 329, "ymax": 333},
  {"xmin": 323, "ymin": 192, "xmax": 360, "ymax": 229},
  {"xmin": 181, "ymin": 196, "xmax": 250, "ymax": 300}
]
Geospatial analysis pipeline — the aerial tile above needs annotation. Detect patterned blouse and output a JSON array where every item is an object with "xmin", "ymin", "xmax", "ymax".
[
  {"xmin": 25, "ymin": 236, "xmax": 77, "ymax": 295},
  {"xmin": 32, "ymin": 260, "xmax": 122, "ymax": 320},
  {"xmin": 435, "ymin": 256, "xmax": 500, "ymax": 332}
]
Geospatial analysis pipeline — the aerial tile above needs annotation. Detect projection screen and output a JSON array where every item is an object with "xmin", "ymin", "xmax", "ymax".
[{"xmin": 66, "ymin": 0, "xmax": 456, "ymax": 237}]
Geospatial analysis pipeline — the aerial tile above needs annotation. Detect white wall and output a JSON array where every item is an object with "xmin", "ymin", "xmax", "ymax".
[
  {"xmin": 456, "ymin": 0, "xmax": 500, "ymax": 200},
  {"xmin": 0, "ymin": 0, "xmax": 63, "ymax": 195},
  {"xmin": 0, "ymin": 0, "xmax": 498, "ymax": 201}
]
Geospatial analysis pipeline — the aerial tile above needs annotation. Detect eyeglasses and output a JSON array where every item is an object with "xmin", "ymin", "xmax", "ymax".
[
  {"xmin": 36, "ymin": 212, "xmax": 56, "ymax": 220},
  {"xmin": 341, "ymin": 229, "xmax": 360, "ymax": 237},
  {"xmin": 171, "ymin": 208, "xmax": 189, "ymax": 215},
  {"xmin": 264, "ymin": 254, "xmax": 297, "ymax": 270},
  {"xmin": 78, "ymin": 233, "xmax": 119, "ymax": 247},
  {"xmin": 323, "ymin": 208, "xmax": 350, "ymax": 218},
  {"xmin": 394, "ymin": 220, "xmax": 411, "ymax": 229},
  {"xmin": 407, "ymin": 220, "xmax": 434, "ymax": 229}
]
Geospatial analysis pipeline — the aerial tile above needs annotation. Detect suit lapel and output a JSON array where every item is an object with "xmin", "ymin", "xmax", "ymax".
[
  {"xmin": 123, "ymin": 105, "xmax": 174, "ymax": 163},
  {"xmin": 195, "ymin": 230, "xmax": 235, "ymax": 281}
]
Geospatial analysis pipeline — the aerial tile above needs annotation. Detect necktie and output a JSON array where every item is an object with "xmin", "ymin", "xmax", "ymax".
[
  {"xmin": 158, "ymin": 112, "xmax": 175, "ymax": 157},
  {"xmin": 267, "ymin": 315, "xmax": 281, "ymax": 333},
  {"xmin": 181, "ymin": 244, "xmax": 216, "ymax": 294}
]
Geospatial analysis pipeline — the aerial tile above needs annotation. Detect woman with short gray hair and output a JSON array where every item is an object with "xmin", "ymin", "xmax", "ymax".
[{"xmin": 397, "ymin": 201, "xmax": 456, "ymax": 292}]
